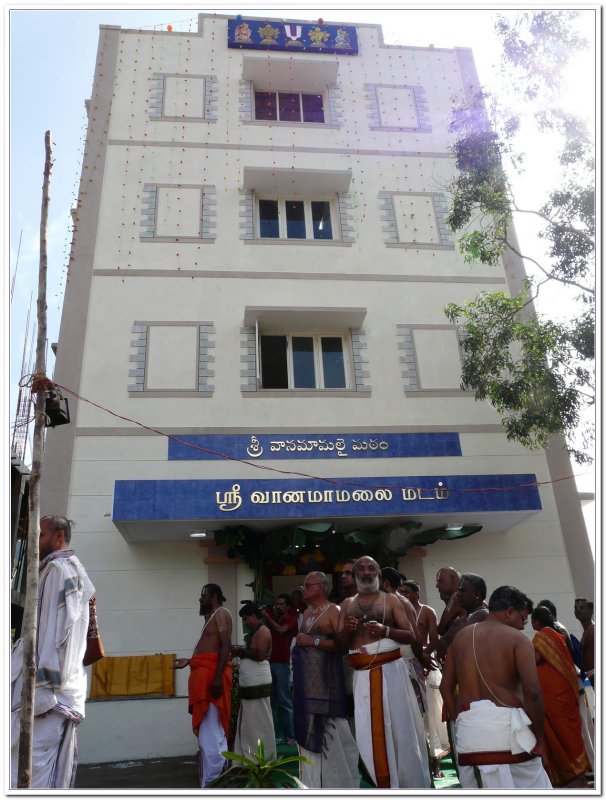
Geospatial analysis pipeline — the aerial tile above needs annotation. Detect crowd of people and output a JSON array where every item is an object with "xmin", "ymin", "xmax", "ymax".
[
  {"xmin": 176, "ymin": 559, "xmax": 595, "ymax": 790},
  {"xmin": 11, "ymin": 518, "xmax": 596, "ymax": 791}
]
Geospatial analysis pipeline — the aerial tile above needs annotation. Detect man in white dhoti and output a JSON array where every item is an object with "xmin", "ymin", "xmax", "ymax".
[
  {"xmin": 11, "ymin": 515, "xmax": 95, "ymax": 789},
  {"xmin": 380, "ymin": 567, "xmax": 428, "ymax": 716},
  {"xmin": 336, "ymin": 557, "xmax": 431, "ymax": 789},
  {"xmin": 440, "ymin": 585, "xmax": 552, "ymax": 789},
  {"xmin": 401, "ymin": 579, "xmax": 450, "ymax": 777},
  {"xmin": 292, "ymin": 572, "xmax": 359, "ymax": 789},
  {"xmin": 231, "ymin": 603, "xmax": 276, "ymax": 760}
]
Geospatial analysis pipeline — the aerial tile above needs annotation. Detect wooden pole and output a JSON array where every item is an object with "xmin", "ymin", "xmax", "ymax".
[{"xmin": 17, "ymin": 130, "xmax": 52, "ymax": 788}]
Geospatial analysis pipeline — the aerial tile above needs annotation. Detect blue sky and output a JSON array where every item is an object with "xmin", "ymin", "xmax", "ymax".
[{"xmin": 6, "ymin": 6, "xmax": 597, "ymax": 542}]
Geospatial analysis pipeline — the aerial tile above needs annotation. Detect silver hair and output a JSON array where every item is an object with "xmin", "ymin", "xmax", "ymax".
[
  {"xmin": 309, "ymin": 571, "xmax": 330, "ymax": 595},
  {"xmin": 41, "ymin": 515, "xmax": 73, "ymax": 544}
]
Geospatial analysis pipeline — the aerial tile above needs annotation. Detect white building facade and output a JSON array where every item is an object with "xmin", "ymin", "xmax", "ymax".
[{"xmin": 42, "ymin": 14, "xmax": 593, "ymax": 764}]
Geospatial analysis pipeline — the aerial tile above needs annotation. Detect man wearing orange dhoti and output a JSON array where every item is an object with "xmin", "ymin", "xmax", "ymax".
[{"xmin": 173, "ymin": 584, "xmax": 232, "ymax": 788}]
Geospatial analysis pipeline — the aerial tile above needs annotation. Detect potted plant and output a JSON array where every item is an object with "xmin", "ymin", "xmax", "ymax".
[{"xmin": 208, "ymin": 739, "xmax": 311, "ymax": 789}]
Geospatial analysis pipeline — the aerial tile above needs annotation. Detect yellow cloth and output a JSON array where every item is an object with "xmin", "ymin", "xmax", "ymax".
[{"xmin": 90, "ymin": 653, "xmax": 175, "ymax": 699}]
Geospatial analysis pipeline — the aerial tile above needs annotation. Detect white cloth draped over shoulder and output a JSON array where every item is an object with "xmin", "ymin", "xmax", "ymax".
[
  {"xmin": 233, "ymin": 657, "xmax": 276, "ymax": 760},
  {"xmin": 11, "ymin": 551, "xmax": 95, "ymax": 788},
  {"xmin": 350, "ymin": 638, "xmax": 431, "ymax": 789}
]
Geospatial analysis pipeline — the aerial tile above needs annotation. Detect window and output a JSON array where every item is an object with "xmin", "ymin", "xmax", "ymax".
[
  {"xmin": 260, "ymin": 335, "xmax": 348, "ymax": 389},
  {"xmin": 254, "ymin": 91, "xmax": 325, "ymax": 123},
  {"xmin": 258, "ymin": 199, "xmax": 333, "ymax": 240}
]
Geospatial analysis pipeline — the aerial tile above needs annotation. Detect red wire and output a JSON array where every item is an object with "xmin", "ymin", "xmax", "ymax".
[{"xmin": 50, "ymin": 381, "xmax": 584, "ymax": 495}]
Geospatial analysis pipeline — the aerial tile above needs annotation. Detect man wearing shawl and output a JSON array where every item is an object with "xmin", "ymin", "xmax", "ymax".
[
  {"xmin": 531, "ymin": 606, "xmax": 590, "ymax": 787},
  {"xmin": 336, "ymin": 557, "xmax": 431, "ymax": 789},
  {"xmin": 231, "ymin": 603, "xmax": 276, "ymax": 759},
  {"xmin": 173, "ymin": 583, "xmax": 232, "ymax": 788},
  {"xmin": 292, "ymin": 572, "xmax": 359, "ymax": 788},
  {"xmin": 11, "ymin": 515, "xmax": 95, "ymax": 789}
]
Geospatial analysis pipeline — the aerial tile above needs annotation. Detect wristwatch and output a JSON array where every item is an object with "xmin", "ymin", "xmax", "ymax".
[{"xmin": 314, "ymin": 638, "xmax": 320, "ymax": 648}]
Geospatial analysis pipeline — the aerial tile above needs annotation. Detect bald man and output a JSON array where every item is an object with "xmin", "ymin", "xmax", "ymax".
[{"xmin": 435, "ymin": 567, "xmax": 465, "ymax": 638}]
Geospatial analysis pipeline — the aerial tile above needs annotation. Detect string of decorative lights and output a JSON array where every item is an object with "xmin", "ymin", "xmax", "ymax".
[{"xmin": 36, "ymin": 19, "xmax": 592, "ymax": 502}]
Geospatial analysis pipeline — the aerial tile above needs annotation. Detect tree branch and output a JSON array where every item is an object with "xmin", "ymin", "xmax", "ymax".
[
  {"xmin": 510, "ymin": 201, "xmax": 594, "ymax": 246},
  {"xmin": 500, "ymin": 234, "xmax": 594, "ymax": 294}
]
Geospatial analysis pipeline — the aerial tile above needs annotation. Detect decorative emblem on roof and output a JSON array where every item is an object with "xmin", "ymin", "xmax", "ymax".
[
  {"xmin": 257, "ymin": 22, "xmax": 280, "ymax": 46},
  {"xmin": 228, "ymin": 18, "xmax": 359, "ymax": 55},
  {"xmin": 308, "ymin": 26, "xmax": 330, "ymax": 48},
  {"xmin": 284, "ymin": 24, "xmax": 303, "ymax": 46},
  {"xmin": 233, "ymin": 21, "xmax": 252, "ymax": 44}
]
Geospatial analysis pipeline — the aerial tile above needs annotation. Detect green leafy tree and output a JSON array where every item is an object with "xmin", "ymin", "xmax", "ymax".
[{"xmin": 444, "ymin": 10, "xmax": 594, "ymax": 463}]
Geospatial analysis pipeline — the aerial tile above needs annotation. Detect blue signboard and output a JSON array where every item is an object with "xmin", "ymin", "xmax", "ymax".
[
  {"xmin": 113, "ymin": 474, "xmax": 542, "ymax": 523},
  {"xmin": 168, "ymin": 432, "xmax": 462, "ymax": 461},
  {"xmin": 228, "ymin": 18, "xmax": 358, "ymax": 55}
]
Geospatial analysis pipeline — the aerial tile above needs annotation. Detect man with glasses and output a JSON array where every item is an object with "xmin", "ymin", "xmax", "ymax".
[
  {"xmin": 292, "ymin": 572, "xmax": 359, "ymax": 788},
  {"xmin": 261, "ymin": 593, "xmax": 297, "ymax": 744},
  {"xmin": 440, "ymin": 585, "xmax": 551, "ymax": 789}
]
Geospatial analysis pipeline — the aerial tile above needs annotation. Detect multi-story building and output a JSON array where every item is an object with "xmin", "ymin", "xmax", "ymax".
[{"xmin": 42, "ymin": 13, "xmax": 593, "ymax": 764}]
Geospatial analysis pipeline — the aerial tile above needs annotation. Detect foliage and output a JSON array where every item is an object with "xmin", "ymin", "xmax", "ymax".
[
  {"xmin": 444, "ymin": 10, "xmax": 594, "ymax": 463},
  {"xmin": 445, "ymin": 282, "xmax": 592, "ymax": 456},
  {"xmin": 208, "ymin": 739, "xmax": 311, "ymax": 789}
]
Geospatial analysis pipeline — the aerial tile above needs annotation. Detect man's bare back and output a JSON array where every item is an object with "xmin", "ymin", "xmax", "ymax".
[
  {"xmin": 440, "ymin": 602, "xmax": 544, "ymax": 742},
  {"xmin": 448, "ymin": 621, "xmax": 529, "ymax": 710}
]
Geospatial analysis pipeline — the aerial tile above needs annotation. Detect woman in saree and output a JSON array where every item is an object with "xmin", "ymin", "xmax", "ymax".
[{"xmin": 531, "ymin": 606, "xmax": 590, "ymax": 788}]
